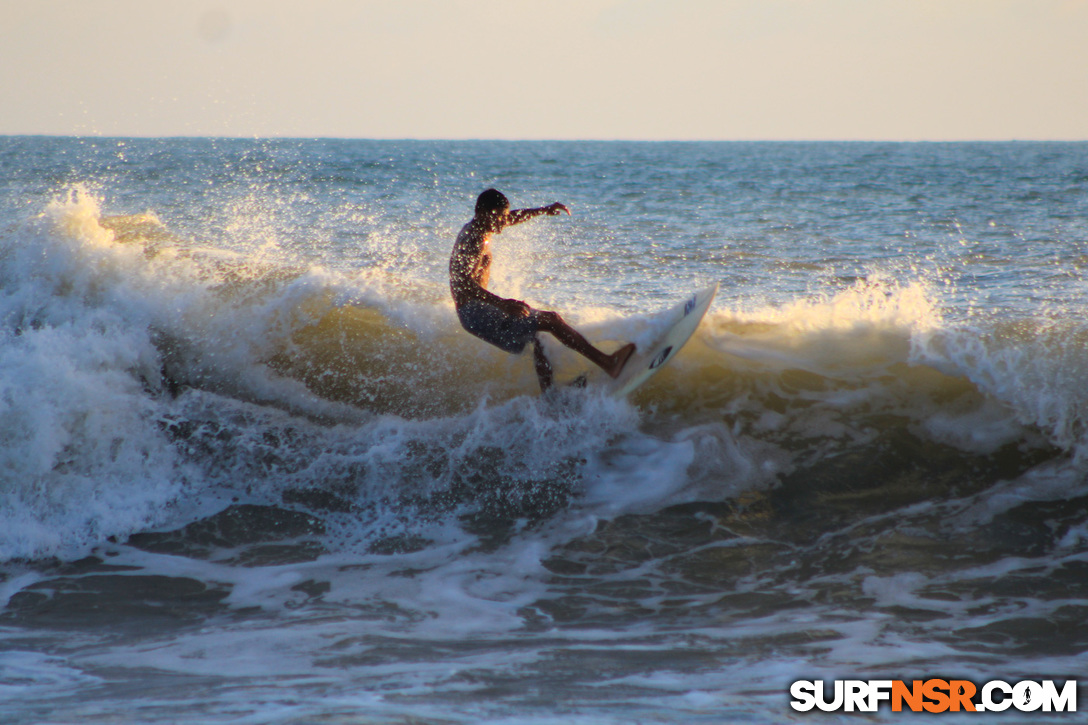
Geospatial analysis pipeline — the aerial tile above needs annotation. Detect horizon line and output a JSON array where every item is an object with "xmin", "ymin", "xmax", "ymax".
[{"xmin": 2, "ymin": 133, "xmax": 1086, "ymax": 144}]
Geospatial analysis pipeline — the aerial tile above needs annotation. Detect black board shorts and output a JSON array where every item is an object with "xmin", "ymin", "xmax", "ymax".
[{"xmin": 457, "ymin": 300, "xmax": 541, "ymax": 354}]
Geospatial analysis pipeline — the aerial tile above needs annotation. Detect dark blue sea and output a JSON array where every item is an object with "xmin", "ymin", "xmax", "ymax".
[{"xmin": 1, "ymin": 138, "xmax": 1086, "ymax": 723}]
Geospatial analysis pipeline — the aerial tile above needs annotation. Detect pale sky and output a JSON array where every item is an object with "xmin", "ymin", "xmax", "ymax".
[{"xmin": 2, "ymin": 0, "xmax": 1086, "ymax": 140}]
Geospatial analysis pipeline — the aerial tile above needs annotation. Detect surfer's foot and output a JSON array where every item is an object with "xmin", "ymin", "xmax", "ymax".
[{"xmin": 606, "ymin": 343, "xmax": 636, "ymax": 379}]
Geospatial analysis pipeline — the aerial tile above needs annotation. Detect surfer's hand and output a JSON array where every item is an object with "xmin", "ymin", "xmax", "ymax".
[{"xmin": 544, "ymin": 202, "xmax": 570, "ymax": 216}]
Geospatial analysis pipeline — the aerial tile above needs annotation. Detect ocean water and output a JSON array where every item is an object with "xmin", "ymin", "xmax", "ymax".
[{"xmin": 0, "ymin": 137, "xmax": 1086, "ymax": 723}]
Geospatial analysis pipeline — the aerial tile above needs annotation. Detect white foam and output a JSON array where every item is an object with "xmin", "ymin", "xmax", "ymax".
[
  {"xmin": 706, "ymin": 277, "xmax": 940, "ymax": 374},
  {"xmin": 0, "ymin": 193, "xmax": 193, "ymax": 559},
  {"xmin": 689, "ymin": 275, "xmax": 1088, "ymax": 459},
  {"xmin": 916, "ymin": 317, "xmax": 1088, "ymax": 455},
  {"xmin": 0, "ymin": 649, "xmax": 101, "ymax": 699}
]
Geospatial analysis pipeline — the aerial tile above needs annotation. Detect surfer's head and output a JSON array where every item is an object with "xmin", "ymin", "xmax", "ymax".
[{"xmin": 475, "ymin": 188, "xmax": 510, "ymax": 231}]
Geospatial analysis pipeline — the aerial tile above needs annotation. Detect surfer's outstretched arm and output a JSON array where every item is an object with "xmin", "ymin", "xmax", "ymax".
[{"xmin": 508, "ymin": 202, "xmax": 570, "ymax": 226}]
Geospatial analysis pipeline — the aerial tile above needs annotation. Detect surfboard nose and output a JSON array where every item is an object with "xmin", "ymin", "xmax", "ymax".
[{"xmin": 611, "ymin": 283, "xmax": 719, "ymax": 397}]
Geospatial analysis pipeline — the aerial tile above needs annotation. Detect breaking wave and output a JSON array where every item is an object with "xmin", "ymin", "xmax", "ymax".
[{"xmin": 1, "ymin": 188, "xmax": 1084, "ymax": 563}]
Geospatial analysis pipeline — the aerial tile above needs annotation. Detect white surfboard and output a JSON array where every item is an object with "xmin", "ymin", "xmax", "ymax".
[{"xmin": 609, "ymin": 283, "xmax": 718, "ymax": 397}]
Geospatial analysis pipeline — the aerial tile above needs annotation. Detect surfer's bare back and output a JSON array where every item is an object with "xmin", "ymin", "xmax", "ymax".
[{"xmin": 450, "ymin": 188, "xmax": 636, "ymax": 392}]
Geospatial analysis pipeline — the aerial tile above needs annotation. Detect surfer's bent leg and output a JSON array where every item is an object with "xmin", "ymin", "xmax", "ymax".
[
  {"xmin": 535, "ymin": 311, "xmax": 635, "ymax": 378},
  {"xmin": 457, "ymin": 301, "xmax": 634, "ymax": 382},
  {"xmin": 532, "ymin": 337, "xmax": 554, "ymax": 392}
]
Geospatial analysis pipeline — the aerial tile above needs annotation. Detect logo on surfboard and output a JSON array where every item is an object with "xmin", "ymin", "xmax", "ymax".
[
  {"xmin": 649, "ymin": 346, "xmax": 674, "ymax": 370},
  {"xmin": 684, "ymin": 295, "xmax": 697, "ymax": 315}
]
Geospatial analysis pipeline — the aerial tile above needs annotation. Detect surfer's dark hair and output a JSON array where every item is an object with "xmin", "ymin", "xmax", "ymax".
[{"xmin": 475, "ymin": 188, "xmax": 510, "ymax": 217}]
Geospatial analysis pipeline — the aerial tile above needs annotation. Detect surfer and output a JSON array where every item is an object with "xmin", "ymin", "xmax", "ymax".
[{"xmin": 450, "ymin": 188, "xmax": 636, "ymax": 392}]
